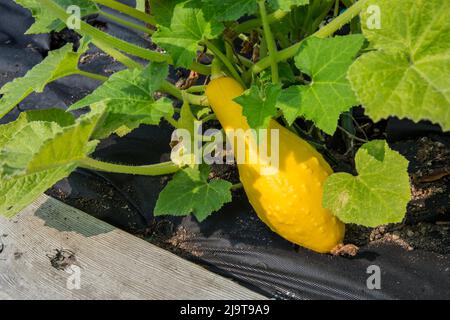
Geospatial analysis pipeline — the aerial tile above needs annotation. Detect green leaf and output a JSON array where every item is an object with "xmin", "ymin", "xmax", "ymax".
[
  {"xmin": 154, "ymin": 165, "xmax": 232, "ymax": 221},
  {"xmin": 199, "ymin": 0, "xmax": 258, "ymax": 21},
  {"xmin": 348, "ymin": 0, "xmax": 450, "ymax": 131},
  {"xmin": 68, "ymin": 62, "xmax": 173, "ymax": 138},
  {"xmin": 323, "ymin": 140, "xmax": 411, "ymax": 227},
  {"xmin": 0, "ymin": 122, "xmax": 62, "ymax": 176},
  {"xmin": 235, "ymin": 84, "xmax": 282, "ymax": 130},
  {"xmin": 0, "ymin": 42, "xmax": 88, "ymax": 118},
  {"xmin": 0, "ymin": 108, "xmax": 103, "ymax": 217},
  {"xmin": 14, "ymin": 0, "xmax": 99, "ymax": 34},
  {"xmin": 152, "ymin": 2, "xmax": 224, "ymax": 68},
  {"xmin": 268, "ymin": 0, "xmax": 309, "ymax": 11},
  {"xmin": 278, "ymin": 35, "xmax": 365, "ymax": 134},
  {"xmin": 177, "ymin": 100, "xmax": 196, "ymax": 136},
  {"xmin": 151, "ymin": 0, "xmax": 184, "ymax": 27}
]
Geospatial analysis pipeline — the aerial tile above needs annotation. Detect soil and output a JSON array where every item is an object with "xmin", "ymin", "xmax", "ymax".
[{"xmin": 47, "ymin": 249, "xmax": 78, "ymax": 271}]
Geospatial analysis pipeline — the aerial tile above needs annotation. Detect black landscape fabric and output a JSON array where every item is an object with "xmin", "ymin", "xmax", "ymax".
[{"xmin": 1, "ymin": 0, "xmax": 449, "ymax": 299}]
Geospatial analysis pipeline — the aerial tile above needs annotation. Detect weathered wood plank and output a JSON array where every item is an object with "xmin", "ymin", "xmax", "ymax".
[{"xmin": 0, "ymin": 195, "xmax": 265, "ymax": 300}]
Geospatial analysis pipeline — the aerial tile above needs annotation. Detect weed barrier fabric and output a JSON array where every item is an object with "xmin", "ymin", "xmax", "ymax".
[{"xmin": 1, "ymin": 0, "xmax": 449, "ymax": 300}]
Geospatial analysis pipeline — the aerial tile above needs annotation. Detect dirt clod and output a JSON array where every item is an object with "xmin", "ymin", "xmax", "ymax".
[{"xmin": 47, "ymin": 249, "xmax": 78, "ymax": 271}]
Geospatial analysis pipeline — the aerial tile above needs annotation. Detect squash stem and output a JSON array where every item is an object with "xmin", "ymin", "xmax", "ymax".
[
  {"xmin": 76, "ymin": 70, "xmax": 109, "ymax": 82},
  {"xmin": 205, "ymin": 40, "xmax": 245, "ymax": 87},
  {"xmin": 258, "ymin": 0, "xmax": 279, "ymax": 84},
  {"xmin": 79, "ymin": 158, "xmax": 180, "ymax": 176},
  {"xmin": 91, "ymin": 0, "xmax": 156, "ymax": 25},
  {"xmin": 99, "ymin": 11, "xmax": 153, "ymax": 34},
  {"xmin": 234, "ymin": 9, "xmax": 288, "ymax": 33}
]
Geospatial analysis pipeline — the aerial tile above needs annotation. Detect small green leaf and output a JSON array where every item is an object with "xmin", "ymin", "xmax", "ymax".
[
  {"xmin": 279, "ymin": 35, "xmax": 365, "ymax": 134},
  {"xmin": 348, "ymin": 0, "xmax": 450, "ymax": 131},
  {"xmin": 323, "ymin": 140, "xmax": 411, "ymax": 227},
  {"xmin": 0, "ymin": 42, "xmax": 88, "ymax": 118},
  {"xmin": 277, "ymin": 85, "xmax": 302, "ymax": 125},
  {"xmin": 15, "ymin": 0, "xmax": 99, "ymax": 34},
  {"xmin": 68, "ymin": 62, "xmax": 173, "ymax": 138},
  {"xmin": 154, "ymin": 165, "xmax": 232, "ymax": 222},
  {"xmin": 235, "ymin": 84, "xmax": 282, "ymax": 130},
  {"xmin": 177, "ymin": 100, "xmax": 197, "ymax": 136},
  {"xmin": 152, "ymin": 2, "xmax": 224, "ymax": 68},
  {"xmin": 0, "ymin": 108, "xmax": 103, "ymax": 217}
]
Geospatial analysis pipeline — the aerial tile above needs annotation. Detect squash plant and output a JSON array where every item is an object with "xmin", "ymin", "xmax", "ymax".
[{"xmin": 0, "ymin": 0, "xmax": 448, "ymax": 252}]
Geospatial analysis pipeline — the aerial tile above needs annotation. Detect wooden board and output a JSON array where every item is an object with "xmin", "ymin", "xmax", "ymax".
[{"xmin": 0, "ymin": 195, "xmax": 265, "ymax": 300}]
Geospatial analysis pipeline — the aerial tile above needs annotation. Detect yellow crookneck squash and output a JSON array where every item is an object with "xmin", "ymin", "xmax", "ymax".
[{"xmin": 205, "ymin": 76, "xmax": 345, "ymax": 253}]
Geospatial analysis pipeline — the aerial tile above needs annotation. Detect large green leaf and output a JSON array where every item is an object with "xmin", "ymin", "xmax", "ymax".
[
  {"xmin": 348, "ymin": 0, "xmax": 450, "ymax": 131},
  {"xmin": 278, "ymin": 35, "xmax": 365, "ymax": 134},
  {"xmin": 0, "ymin": 41, "xmax": 88, "ymax": 118},
  {"xmin": 323, "ymin": 140, "xmax": 411, "ymax": 227},
  {"xmin": 0, "ymin": 109, "xmax": 103, "ymax": 217},
  {"xmin": 154, "ymin": 165, "xmax": 232, "ymax": 222},
  {"xmin": 14, "ymin": 0, "xmax": 99, "ymax": 34},
  {"xmin": 68, "ymin": 63, "xmax": 173, "ymax": 138},
  {"xmin": 152, "ymin": 2, "xmax": 224, "ymax": 68}
]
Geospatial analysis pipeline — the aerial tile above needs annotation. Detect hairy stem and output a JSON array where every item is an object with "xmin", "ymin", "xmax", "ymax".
[
  {"xmin": 231, "ymin": 182, "xmax": 243, "ymax": 190},
  {"xmin": 41, "ymin": 0, "xmax": 167, "ymax": 61},
  {"xmin": 91, "ymin": 0, "xmax": 156, "ymax": 25},
  {"xmin": 234, "ymin": 9, "xmax": 288, "ymax": 33},
  {"xmin": 186, "ymin": 85, "xmax": 206, "ymax": 93},
  {"xmin": 79, "ymin": 158, "xmax": 180, "ymax": 176},
  {"xmin": 248, "ymin": 0, "xmax": 368, "ymax": 75},
  {"xmin": 204, "ymin": 40, "xmax": 245, "ymax": 88},
  {"xmin": 258, "ymin": 0, "xmax": 279, "ymax": 84},
  {"xmin": 41, "ymin": 0, "xmax": 211, "ymax": 75},
  {"xmin": 99, "ymin": 11, "xmax": 153, "ymax": 34},
  {"xmin": 76, "ymin": 70, "xmax": 109, "ymax": 81}
]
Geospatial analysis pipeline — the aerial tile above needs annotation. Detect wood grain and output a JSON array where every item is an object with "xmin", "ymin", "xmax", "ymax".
[{"xmin": 0, "ymin": 195, "xmax": 265, "ymax": 300}]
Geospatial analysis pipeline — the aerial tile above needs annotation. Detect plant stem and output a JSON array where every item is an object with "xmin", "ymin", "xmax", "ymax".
[
  {"xmin": 79, "ymin": 158, "xmax": 180, "ymax": 176},
  {"xmin": 164, "ymin": 115, "xmax": 179, "ymax": 128},
  {"xmin": 186, "ymin": 85, "xmax": 206, "ymax": 93},
  {"xmin": 337, "ymin": 125, "xmax": 368, "ymax": 143},
  {"xmin": 201, "ymin": 113, "xmax": 217, "ymax": 122},
  {"xmin": 159, "ymin": 80, "xmax": 209, "ymax": 106},
  {"xmin": 160, "ymin": 81, "xmax": 182, "ymax": 100},
  {"xmin": 258, "ymin": 0, "xmax": 279, "ymax": 84},
  {"xmin": 76, "ymin": 70, "xmax": 109, "ymax": 81},
  {"xmin": 334, "ymin": 0, "xmax": 340, "ymax": 17},
  {"xmin": 91, "ymin": 0, "xmax": 156, "ymax": 25},
  {"xmin": 42, "ymin": 0, "xmax": 211, "ymax": 76},
  {"xmin": 41, "ymin": 0, "xmax": 168, "ymax": 62},
  {"xmin": 99, "ymin": 11, "xmax": 153, "ymax": 34},
  {"xmin": 234, "ymin": 9, "xmax": 288, "ymax": 33},
  {"xmin": 204, "ymin": 40, "xmax": 245, "ymax": 88},
  {"xmin": 186, "ymin": 93, "xmax": 209, "ymax": 107},
  {"xmin": 93, "ymin": 40, "xmax": 142, "ymax": 69},
  {"xmin": 248, "ymin": 0, "xmax": 368, "ymax": 75},
  {"xmin": 231, "ymin": 182, "xmax": 243, "ymax": 190}
]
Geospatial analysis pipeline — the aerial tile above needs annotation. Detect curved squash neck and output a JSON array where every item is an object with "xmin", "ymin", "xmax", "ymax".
[{"xmin": 206, "ymin": 77, "xmax": 250, "ymax": 131}]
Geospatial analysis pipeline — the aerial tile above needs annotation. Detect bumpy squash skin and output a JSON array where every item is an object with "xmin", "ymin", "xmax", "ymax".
[{"xmin": 206, "ymin": 77, "xmax": 345, "ymax": 253}]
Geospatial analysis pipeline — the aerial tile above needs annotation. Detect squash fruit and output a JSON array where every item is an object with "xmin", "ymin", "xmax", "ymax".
[{"xmin": 205, "ymin": 76, "xmax": 345, "ymax": 253}]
